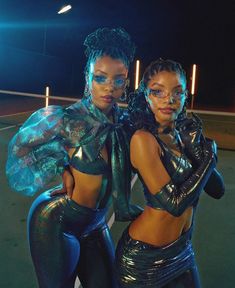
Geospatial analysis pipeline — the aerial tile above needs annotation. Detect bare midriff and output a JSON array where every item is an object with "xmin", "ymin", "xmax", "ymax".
[
  {"xmin": 129, "ymin": 205, "xmax": 193, "ymax": 247},
  {"xmin": 67, "ymin": 146, "xmax": 110, "ymax": 209}
]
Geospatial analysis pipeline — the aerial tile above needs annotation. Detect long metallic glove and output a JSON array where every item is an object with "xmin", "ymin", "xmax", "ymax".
[
  {"xmin": 176, "ymin": 114, "xmax": 224, "ymax": 199},
  {"xmin": 175, "ymin": 113, "xmax": 204, "ymax": 166},
  {"xmin": 152, "ymin": 141, "xmax": 216, "ymax": 216},
  {"xmin": 204, "ymin": 168, "xmax": 225, "ymax": 199},
  {"xmin": 201, "ymin": 138, "xmax": 225, "ymax": 199}
]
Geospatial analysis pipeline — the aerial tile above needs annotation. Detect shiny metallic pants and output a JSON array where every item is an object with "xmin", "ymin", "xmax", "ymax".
[
  {"xmin": 115, "ymin": 226, "xmax": 200, "ymax": 288},
  {"xmin": 27, "ymin": 190, "xmax": 117, "ymax": 288}
]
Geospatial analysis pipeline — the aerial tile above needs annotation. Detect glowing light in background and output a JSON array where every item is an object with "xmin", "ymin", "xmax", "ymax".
[
  {"xmin": 135, "ymin": 60, "xmax": 140, "ymax": 90},
  {"xmin": 190, "ymin": 64, "xmax": 197, "ymax": 109},
  {"xmin": 191, "ymin": 64, "xmax": 197, "ymax": 95},
  {"xmin": 57, "ymin": 5, "xmax": 72, "ymax": 14},
  {"xmin": 45, "ymin": 86, "xmax": 50, "ymax": 107}
]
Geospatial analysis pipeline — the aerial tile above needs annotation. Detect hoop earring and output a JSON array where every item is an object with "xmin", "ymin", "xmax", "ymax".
[
  {"xmin": 120, "ymin": 79, "xmax": 130, "ymax": 102},
  {"xmin": 176, "ymin": 100, "xmax": 188, "ymax": 122},
  {"xmin": 84, "ymin": 83, "xmax": 90, "ymax": 98},
  {"xmin": 120, "ymin": 89, "xmax": 127, "ymax": 102},
  {"xmin": 144, "ymin": 94, "xmax": 151, "ymax": 110}
]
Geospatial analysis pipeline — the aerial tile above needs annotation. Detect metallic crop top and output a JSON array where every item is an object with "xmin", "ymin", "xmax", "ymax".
[
  {"xmin": 68, "ymin": 145, "xmax": 111, "ymax": 209},
  {"xmin": 138, "ymin": 135, "xmax": 194, "ymax": 210},
  {"xmin": 69, "ymin": 145, "xmax": 110, "ymax": 176}
]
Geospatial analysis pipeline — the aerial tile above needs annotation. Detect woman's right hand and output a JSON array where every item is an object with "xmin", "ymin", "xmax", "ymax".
[{"xmin": 50, "ymin": 169, "xmax": 74, "ymax": 198}]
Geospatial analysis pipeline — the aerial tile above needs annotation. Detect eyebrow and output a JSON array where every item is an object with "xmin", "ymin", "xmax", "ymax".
[
  {"xmin": 150, "ymin": 82, "xmax": 183, "ymax": 89},
  {"xmin": 95, "ymin": 69, "xmax": 107, "ymax": 75},
  {"xmin": 94, "ymin": 70, "xmax": 126, "ymax": 77}
]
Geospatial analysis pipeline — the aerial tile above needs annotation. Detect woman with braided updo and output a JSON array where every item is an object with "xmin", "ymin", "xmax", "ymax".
[
  {"xmin": 115, "ymin": 59, "xmax": 225, "ymax": 287},
  {"xmin": 6, "ymin": 27, "xmax": 141, "ymax": 288}
]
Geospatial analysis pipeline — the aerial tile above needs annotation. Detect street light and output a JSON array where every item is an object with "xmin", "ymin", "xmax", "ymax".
[
  {"xmin": 58, "ymin": 5, "xmax": 72, "ymax": 15},
  {"xmin": 135, "ymin": 60, "xmax": 140, "ymax": 90},
  {"xmin": 190, "ymin": 64, "xmax": 197, "ymax": 109},
  {"xmin": 43, "ymin": 4, "xmax": 72, "ymax": 55}
]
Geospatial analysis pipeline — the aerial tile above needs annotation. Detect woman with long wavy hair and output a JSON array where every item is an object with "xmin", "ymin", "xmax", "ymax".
[{"xmin": 116, "ymin": 58, "xmax": 225, "ymax": 288}]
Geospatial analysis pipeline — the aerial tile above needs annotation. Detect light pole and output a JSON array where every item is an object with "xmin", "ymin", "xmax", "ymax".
[
  {"xmin": 190, "ymin": 64, "xmax": 197, "ymax": 110},
  {"xmin": 57, "ymin": 4, "xmax": 72, "ymax": 15},
  {"xmin": 42, "ymin": 23, "xmax": 48, "ymax": 55}
]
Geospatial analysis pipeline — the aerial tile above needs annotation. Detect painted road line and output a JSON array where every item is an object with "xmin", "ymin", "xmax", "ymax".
[
  {"xmin": 0, "ymin": 125, "xmax": 18, "ymax": 131},
  {"xmin": 0, "ymin": 89, "xmax": 79, "ymax": 102},
  {"xmin": 0, "ymin": 111, "xmax": 34, "ymax": 118},
  {"xmin": 0, "ymin": 123, "xmax": 23, "ymax": 132},
  {"xmin": 187, "ymin": 109, "xmax": 235, "ymax": 116}
]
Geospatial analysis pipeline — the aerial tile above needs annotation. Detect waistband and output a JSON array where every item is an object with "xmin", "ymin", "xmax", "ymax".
[
  {"xmin": 62, "ymin": 195, "xmax": 108, "ymax": 235},
  {"xmin": 122, "ymin": 224, "xmax": 193, "ymax": 258},
  {"xmin": 29, "ymin": 189, "xmax": 108, "ymax": 236},
  {"xmin": 116, "ymin": 225, "xmax": 195, "ymax": 287},
  {"xmin": 63, "ymin": 194, "xmax": 108, "ymax": 215}
]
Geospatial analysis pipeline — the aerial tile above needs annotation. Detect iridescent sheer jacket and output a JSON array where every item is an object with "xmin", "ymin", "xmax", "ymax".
[{"xmin": 6, "ymin": 97, "xmax": 140, "ymax": 221}]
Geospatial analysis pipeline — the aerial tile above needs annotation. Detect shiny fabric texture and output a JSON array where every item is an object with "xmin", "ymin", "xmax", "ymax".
[
  {"xmin": 158, "ymin": 136, "xmax": 193, "ymax": 184},
  {"xmin": 115, "ymin": 130, "xmax": 214, "ymax": 287},
  {"xmin": 153, "ymin": 140, "xmax": 216, "ymax": 217},
  {"xmin": 28, "ymin": 189, "xmax": 118, "ymax": 288},
  {"xmin": 6, "ymin": 105, "xmax": 67, "ymax": 196},
  {"xmin": 6, "ymin": 97, "xmax": 141, "ymax": 220},
  {"xmin": 140, "ymin": 134, "xmax": 216, "ymax": 216},
  {"xmin": 142, "ymin": 135, "xmax": 193, "ymax": 210},
  {"xmin": 116, "ymin": 225, "xmax": 200, "ymax": 288}
]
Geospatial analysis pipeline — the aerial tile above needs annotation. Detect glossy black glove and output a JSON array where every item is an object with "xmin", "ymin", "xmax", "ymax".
[
  {"xmin": 151, "ymin": 141, "xmax": 216, "ymax": 216},
  {"xmin": 176, "ymin": 113, "xmax": 204, "ymax": 166},
  {"xmin": 202, "ymin": 138, "xmax": 225, "ymax": 199},
  {"xmin": 176, "ymin": 114, "xmax": 224, "ymax": 200}
]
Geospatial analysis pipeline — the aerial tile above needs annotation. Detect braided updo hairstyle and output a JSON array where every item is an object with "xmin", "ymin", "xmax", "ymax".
[
  {"xmin": 128, "ymin": 58, "xmax": 188, "ymax": 133},
  {"xmin": 84, "ymin": 27, "xmax": 136, "ymax": 73}
]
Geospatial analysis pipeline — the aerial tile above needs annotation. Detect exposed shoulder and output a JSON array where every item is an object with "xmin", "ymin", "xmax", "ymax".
[
  {"xmin": 130, "ymin": 130, "xmax": 161, "ymax": 168},
  {"xmin": 131, "ymin": 130, "xmax": 160, "ymax": 150}
]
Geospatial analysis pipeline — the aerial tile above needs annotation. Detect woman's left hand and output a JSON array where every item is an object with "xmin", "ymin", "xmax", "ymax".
[
  {"xmin": 50, "ymin": 169, "xmax": 74, "ymax": 198},
  {"xmin": 176, "ymin": 113, "xmax": 204, "ymax": 164}
]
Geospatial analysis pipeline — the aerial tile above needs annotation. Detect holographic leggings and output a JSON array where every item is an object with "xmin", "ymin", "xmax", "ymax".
[
  {"xmin": 27, "ymin": 190, "xmax": 117, "ymax": 288},
  {"xmin": 116, "ymin": 226, "xmax": 200, "ymax": 288}
]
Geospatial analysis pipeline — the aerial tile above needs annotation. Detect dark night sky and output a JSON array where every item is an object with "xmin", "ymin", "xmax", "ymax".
[{"xmin": 0, "ymin": 0, "xmax": 234, "ymax": 108}]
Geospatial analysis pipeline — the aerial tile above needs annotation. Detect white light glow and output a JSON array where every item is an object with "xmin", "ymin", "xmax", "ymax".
[
  {"xmin": 45, "ymin": 86, "xmax": 49, "ymax": 108},
  {"xmin": 58, "ymin": 5, "xmax": 72, "ymax": 14},
  {"xmin": 191, "ymin": 64, "xmax": 197, "ymax": 95},
  {"xmin": 135, "ymin": 60, "xmax": 140, "ymax": 90}
]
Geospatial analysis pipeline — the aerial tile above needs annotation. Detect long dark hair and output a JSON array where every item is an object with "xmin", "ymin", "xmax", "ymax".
[{"xmin": 128, "ymin": 58, "xmax": 187, "ymax": 133}]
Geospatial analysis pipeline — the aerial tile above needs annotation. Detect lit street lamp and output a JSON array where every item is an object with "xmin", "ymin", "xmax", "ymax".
[{"xmin": 42, "ymin": 4, "xmax": 72, "ymax": 55}]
